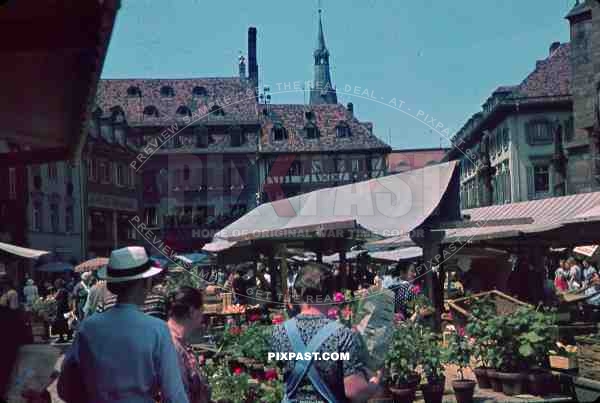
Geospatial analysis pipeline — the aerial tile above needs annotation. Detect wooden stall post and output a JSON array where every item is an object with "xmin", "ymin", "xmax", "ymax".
[
  {"xmin": 277, "ymin": 244, "xmax": 289, "ymax": 305},
  {"xmin": 418, "ymin": 227, "xmax": 445, "ymax": 332}
]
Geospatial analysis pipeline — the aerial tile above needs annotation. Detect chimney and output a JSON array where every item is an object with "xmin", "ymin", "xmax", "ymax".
[
  {"xmin": 238, "ymin": 55, "xmax": 246, "ymax": 79},
  {"xmin": 248, "ymin": 27, "xmax": 258, "ymax": 91},
  {"xmin": 346, "ymin": 102, "xmax": 354, "ymax": 116},
  {"xmin": 549, "ymin": 41, "xmax": 561, "ymax": 56}
]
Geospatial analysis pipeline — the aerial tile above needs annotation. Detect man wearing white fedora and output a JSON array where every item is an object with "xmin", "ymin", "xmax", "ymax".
[{"xmin": 57, "ymin": 246, "xmax": 189, "ymax": 403}]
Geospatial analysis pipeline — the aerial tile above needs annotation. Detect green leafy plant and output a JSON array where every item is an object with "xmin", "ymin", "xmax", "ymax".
[
  {"xmin": 384, "ymin": 321, "xmax": 421, "ymax": 386},
  {"xmin": 515, "ymin": 307, "xmax": 556, "ymax": 369},
  {"xmin": 416, "ymin": 326, "xmax": 447, "ymax": 382},
  {"xmin": 465, "ymin": 295, "xmax": 496, "ymax": 368},
  {"xmin": 206, "ymin": 360, "xmax": 251, "ymax": 403},
  {"xmin": 446, "ymin": 330, "xmax": 472, "ymax": 380},
  {"xmin": 220, "ymin": 323, "xmax": 272, "ymax": 366},
  {"xmin": 257, "ymin": 378, "xmax": 285, "ymax": 403}
]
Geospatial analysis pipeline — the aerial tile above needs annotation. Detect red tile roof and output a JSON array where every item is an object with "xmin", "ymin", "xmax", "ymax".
[
  {"xmin": 259, "ymin": 104, "xmax": 390, "ymax": 153},
  {"xmin": 387, "ymin": 149, "xmax": 448, "ymax": 173},
  {"xmin": 514, "ymin": 42, "xmax": 571, "ymax": 98},
  {"xmin": 95, "ymin": 78, "xmax": 258, "ymax": 125}
]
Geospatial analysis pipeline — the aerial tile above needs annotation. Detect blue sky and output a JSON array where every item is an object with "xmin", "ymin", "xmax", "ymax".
[{"xmin": 102, "ymin": 0, "xmax": 573, "ymax": 150}]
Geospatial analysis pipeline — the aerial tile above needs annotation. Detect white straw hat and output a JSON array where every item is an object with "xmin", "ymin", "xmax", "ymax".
[{"xmin": 98, "ymin": 246, "xmax": 162, "ymax": 283}]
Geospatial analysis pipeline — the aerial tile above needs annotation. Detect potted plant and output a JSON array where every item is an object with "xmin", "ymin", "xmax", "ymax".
[
  {"xmin": 465, "ymin": 296, "xmax": 496, "ymax": 389},
  {"xmin": 206, "ymin": 360, "xmax": 252, "ymax": 403},
  {"xmin": 446, "ymin": 330, "xmax": 476, "ymax": 403},
  {"xmin": 516, "ymin": 308, "xmax": 556, "ymax": 396},
  {"xmin": 417, "ymin": 326, "xmax": 447, "ymax": 403},
  {"xmin": 256, "ymin": 369, "xmax": 284, "ymax": 403},
  {"xmin": 384, "ymin": 322, "xmax": 421, "ymax": 403},
  {"xmin": 489, "ymin": 310, "xmax": 528, "ymax": 396}
]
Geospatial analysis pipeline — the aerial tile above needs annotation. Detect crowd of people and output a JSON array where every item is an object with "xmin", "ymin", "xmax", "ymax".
[{"xmin": 553, "ymin": 256, "xmax": 600, "ymax": 305}]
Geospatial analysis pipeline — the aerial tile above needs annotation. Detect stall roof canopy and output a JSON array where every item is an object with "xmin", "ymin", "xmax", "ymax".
[
  {"xmin": 0, "ymin": 242, "xmax": 49, "ymax": 259},
  {"xmin": 214, "ymin": 161, "xmax": 459, "ymax": 243},
  {"xmin": 0, "ymin": 0, "xmax": 119, "ymax": 159},
  {"xmin": 369, "ymin": 191, "xmax": 600, "ymax": 249}
]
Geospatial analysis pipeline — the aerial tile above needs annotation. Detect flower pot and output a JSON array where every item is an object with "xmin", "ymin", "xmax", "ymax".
[
  {"xmin": 526, "ymin": 370, "xmax": 553, "ymax": 397},
  {"xmin": 421, "ymin": 378, "xmax": 445, "ymax": 403},
  {"xmin": 473, "ymin": 367, "xmax": 491, "ymax": 389},
  {"xmin": 389, "ymin": 386, "xmax": 417, "ymax": 403},
  {"xmin": 487, "ymin": 369, "xmax": 503, "ymax": 393},
  {"xmin": 452, "ymin": 379, "xmax": 476, "ymax": 403},
  {"xmin": 496, "ymin": 371, "xmax": 526, "ymax": 396}
]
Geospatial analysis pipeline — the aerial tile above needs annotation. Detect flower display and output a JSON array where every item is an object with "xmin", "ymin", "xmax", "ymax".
[
  {"xmin": 327, "ymin": 307, "xmax": 339, "ymax": 320},
  {"xmin": 271, "ymin": 314, "xmax": 284, "ymax": 325},
  {"xmin": 334, "ymin": 292, "xmax": 345, "ymax": 303}
]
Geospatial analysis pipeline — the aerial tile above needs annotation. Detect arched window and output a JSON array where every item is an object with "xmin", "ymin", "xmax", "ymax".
[
  {"xmin": 143, "ymin": 105, "xmax": 159, "ymax": 117},
  {"xmin": 210, "ymin": 104, "xmax": 225, "ymax": 116},
  {"xmin": 336, "ymin": 122, "xmax": 351, "ymax": 138},
  {"xmin": 160, "ymin": 86, "xmax": 175, "ymax": 97},
  {"xmin": 176, "ymin": 105, "xmax": 191, "ymax": 117},
  {"xmin": 272, "ymin": 125, "xmax": 288, "ymax": 141},
  {"xmin": 192, "ymin": 86, "xmax": 208, "ymax": 97},
  {"xmin": 127, "ymin": 86, "xmax": 142, "ymax": 97}
]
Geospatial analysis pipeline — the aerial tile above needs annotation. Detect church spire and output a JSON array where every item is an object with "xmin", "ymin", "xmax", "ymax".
[{"xmin": 310, "ymin": 7, "xmax": 337, "ymax": 105}]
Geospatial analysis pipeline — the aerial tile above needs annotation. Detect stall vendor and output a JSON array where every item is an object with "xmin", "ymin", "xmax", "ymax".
[{"xmin": 585, "ymin": 272, "xmax": 600, "ymax": 306}]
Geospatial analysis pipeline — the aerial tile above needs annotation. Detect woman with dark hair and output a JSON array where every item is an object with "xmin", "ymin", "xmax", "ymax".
[
  {"xmin": 272, "ymin": 264, "xmax": 382, "ymax": 402},
  {"xmin": 166, "ymin": 287, "xmax": 211, "ymax": 403}
]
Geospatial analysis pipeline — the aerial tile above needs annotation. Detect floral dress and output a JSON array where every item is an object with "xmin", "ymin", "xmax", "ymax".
[{"xmin": 166, "ymin": 320, "xmax": 211, "ymax": 403}]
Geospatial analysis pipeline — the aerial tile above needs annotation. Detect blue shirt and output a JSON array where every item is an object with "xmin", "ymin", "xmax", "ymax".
[{"xmin": 58, "ymin": 303, "xmax": 189, "ymax": 403}]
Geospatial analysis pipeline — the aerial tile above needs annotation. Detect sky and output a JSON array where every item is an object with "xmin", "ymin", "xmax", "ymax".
[{"xmin": 102, "ymin": 0, "xmax": 574, "ymax": 150}]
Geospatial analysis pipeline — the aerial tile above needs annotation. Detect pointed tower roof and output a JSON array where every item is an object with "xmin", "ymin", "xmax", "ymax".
[{"xmin": 314, "ymin": 9, "xmax": 329, "ymax": 57}]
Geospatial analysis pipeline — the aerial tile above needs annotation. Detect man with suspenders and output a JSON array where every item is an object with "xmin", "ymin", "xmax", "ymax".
[{"xmin": 271, "ymin": 265, "xmax": 382, "ymax": 403}]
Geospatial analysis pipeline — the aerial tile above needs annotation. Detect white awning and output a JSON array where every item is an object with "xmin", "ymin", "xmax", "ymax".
[
  {"xmin": 573, "ymin": 245, "xmax": 599, "ymax": 258},
  {"xmin": 0, "ymin": 241, "xmax": 49, "ymax": 259}
]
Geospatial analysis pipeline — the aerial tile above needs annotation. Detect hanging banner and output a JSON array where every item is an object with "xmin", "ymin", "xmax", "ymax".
[{"xmin": 573, "ymin": 245, "xmax": 599, "ymax": 258}]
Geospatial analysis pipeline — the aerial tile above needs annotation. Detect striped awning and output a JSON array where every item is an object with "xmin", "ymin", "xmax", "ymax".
[{"xmin": 368, "ymin": 191, "xmax": 600, "ymax": 249}]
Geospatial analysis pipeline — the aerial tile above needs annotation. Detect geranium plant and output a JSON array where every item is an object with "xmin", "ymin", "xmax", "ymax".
[
  {"xmin": 417, "ymin": 326, "xmax": 447, "ymax": 382},
  {"xmin": 445, "ymin": 330, "xmax": 472, "ymax": 381},
  {"xmin": 384, "ymin": 321, "xmax": 421, "ymax": 386},
  {"xmin": 206, "ymin": 360, "xmax": 251, "ymax": 403}
]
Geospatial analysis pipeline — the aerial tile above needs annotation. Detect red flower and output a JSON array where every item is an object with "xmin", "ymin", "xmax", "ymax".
[
  {"xmin": 248, "ymin": 313, "xmax": 261, "ymax": 322},
  {"xmin": 264, "ymin": 369, "xmax": 278, "ymax": 381},
  {"xmin": 271, "ymin": 314, "xmax": 284, "ymax": 325},
  {"xmin": 233, "ymin": 367, "xmax": 244, "ymax": 375},
  {"xmin": 229, "ymin": 326, "xmax": 242, "ymax": 336},
  {"xmin": 411, "ymin": 284, "xmax": 421, "ymax": 294},
  {"xmin": 341, "ymin": 306, "xmax": 352, "ymax": 321},
  {"xmin": 327, "ymin": 308, "xmax": 339, "ymax": 320},
  {"xmin": 457, "ymin": 326, "xmax": 466, "ymax": 337}
]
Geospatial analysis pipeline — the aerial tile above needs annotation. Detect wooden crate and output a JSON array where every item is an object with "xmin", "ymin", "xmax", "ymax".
[
  {"xmin": 549, "ymin": 355, "xmax": 578, "ymax": 370},
  {"xmin": 448, "ymin": 290, "xmax": 531, "ymax": 328},
  {"xmin": 576, "ymin": 334, "xmax": 600, "ymax": 380}
]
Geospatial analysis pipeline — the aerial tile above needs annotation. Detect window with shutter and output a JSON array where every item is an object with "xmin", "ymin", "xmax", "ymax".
[{"xmin": 526, "ymin": 166, "xmax": 535, "ymax": 200}]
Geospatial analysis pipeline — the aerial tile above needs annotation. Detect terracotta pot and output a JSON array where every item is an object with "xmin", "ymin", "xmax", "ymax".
[
  {"xmin": 473, "ymin": 367, "xmax": 491, "ymax": 389},
  {"xmin": 487, "ymin": 369, "xmax": 503, "ymax": 393},
  {"xmin": 526, "ymin": 370, "xmax": 553, "ymax": 397},
  {"xmin": 421, "ymin": 378, "xmax": 445, "ymax": 403},
  {"xmin": 452, "ymin": 379, "xmax": 476, "ymax": 403},
  {"xmin": 496, "ymin": 371, "xmax": 527, "ymax": 396}
]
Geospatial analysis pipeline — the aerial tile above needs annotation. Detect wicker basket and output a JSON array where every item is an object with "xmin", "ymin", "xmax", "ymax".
[
  {"xmin": 576, "ymin": 334, "xmax": 600, "ymax": 381},
  {"xmin": 448, "ymin": 290, "xmax": 531, "ymax": 328}
]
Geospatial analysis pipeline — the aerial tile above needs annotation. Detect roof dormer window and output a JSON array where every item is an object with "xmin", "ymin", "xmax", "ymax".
[
  {"xmin": 336, "ymin": 122, "xmax": 351, "ymax": 138},
  {"xmin": 210, "ymin": 104, "xmax": 225, "ymax": 116},
  {"xmin": 160, "ymin": 86, "xmax": 175, "ymax": 97},
  {"xmin": 143, "ymin": 105, "xmax": 159, "ymax": 117},
  {"xmin": 176, "ymin": 105, "xmax": 191, "ymax": 117},
  {"xmin": 272, "ymin": 125, "xmax": 288, "ymax": 141},
  {"xmin": 305, "ymin": 123, "xmax": 320, "ymax": 139},
  {"xmin": 127, "ymin": 86, "xmax": 142, "ymax": 97},
  {"xmin": 192, "ymin": 86, "xmax": 208, "ymax": 97}
]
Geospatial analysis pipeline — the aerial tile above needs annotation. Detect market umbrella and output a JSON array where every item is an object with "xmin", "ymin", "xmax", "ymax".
[
  {"xmin": 74, "ymin": 257, "xmax": 108, "ymax": 273},
  {"xmin": 36, "ymin": 261, "xmax": 74, "ymax": 273}
]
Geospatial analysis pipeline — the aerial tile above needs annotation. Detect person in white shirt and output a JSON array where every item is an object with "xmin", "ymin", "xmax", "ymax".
[
  {"xmin": 567, "ymin": 257, "xmax": 582, "ymax": 290},
  {"xmin": 23, "ymin": 278, "xmax": 39, "ymax": 309},
  {"xmin": 582, "ymin": 259, "xmax": 598, "ymax": 287}
]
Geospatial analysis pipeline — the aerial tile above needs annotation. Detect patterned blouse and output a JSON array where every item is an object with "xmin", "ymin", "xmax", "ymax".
[
  {"xmin": 167, "ymin": 320, "xmax": 211, "ymax": 403},
  {"xmin": 271, "ymin": 313, "xmax": 366, "ymax": 403}
]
